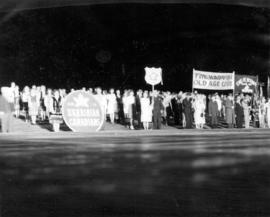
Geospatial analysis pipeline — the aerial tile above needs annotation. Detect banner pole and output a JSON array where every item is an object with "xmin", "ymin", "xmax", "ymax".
[
  {"xmin": 233, "ymin": 71, "xmax": 235, "ymax": 99},
  {"xmin": 192, "ymin": 68, "xmax": 194, "ymax": 93},
  {"xmin": 152, "ymin": 85, "xmax": 155, "ymax": 103}
]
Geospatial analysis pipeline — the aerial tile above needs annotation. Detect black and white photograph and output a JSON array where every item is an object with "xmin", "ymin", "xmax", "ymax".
[{"xmin": 0, "ymin": 0, "xmax": 270, "ymax": 216}]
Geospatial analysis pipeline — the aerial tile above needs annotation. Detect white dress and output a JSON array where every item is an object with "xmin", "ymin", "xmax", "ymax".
[
  {"xmin": 194, "ymin": 99, "xmax": 205, "ymax": 125},
  {"xmin": 107, "ymin": 94, "xmax": 117, "ymax": 114},
  {"xmin": 266, "ymin": 102, "xmax": 270, "ymax": 128},
  {"xmin": 140, "ymin": 97, "xmax": 152, "ymax": 122},
  {"xmin": 122, "ymin": 96, "xmax": 129, "ymax": 115}
]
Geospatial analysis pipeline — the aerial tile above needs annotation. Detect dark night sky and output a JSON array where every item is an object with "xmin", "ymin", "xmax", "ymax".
[{"xmin": 0, "ymin": 3, "xmax": 269, "ymax": 91}]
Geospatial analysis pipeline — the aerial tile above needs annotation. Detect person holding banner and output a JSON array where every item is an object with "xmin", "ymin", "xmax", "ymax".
[{"xmin": 152, "ymin": 90, "xmax": 164, "ymax": 130}]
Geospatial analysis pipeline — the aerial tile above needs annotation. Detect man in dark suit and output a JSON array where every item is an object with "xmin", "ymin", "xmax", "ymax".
[
  {"xmin": 235, "ymin": 96, "xmax": 244, "ymax": 128},
  {"xmin": 153, "ymin": 90, "xmax": 164, "ymax": 129},
  {"xmin": 208, "ymin": 95, "xmax": 219, "ymax": 128},
  {"xmin": 135, "ymin": 90, "xmax": 142, "ymax": 129},
  {"xmin": 182, "ymin": 93, "xmax": 193, "ymax": 129}
]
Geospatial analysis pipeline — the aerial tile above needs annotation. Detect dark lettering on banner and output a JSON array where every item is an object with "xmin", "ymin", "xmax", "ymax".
[
  {"xmin": 62, "ymin": 91, "xmax": 105, "ymax": 132},
  {"xmin": 192, "ymin": 69, "xmax": 234, "ymax": 90}
]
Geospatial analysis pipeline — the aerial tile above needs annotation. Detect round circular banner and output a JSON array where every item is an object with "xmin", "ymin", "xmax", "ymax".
[{"xmin": 62, "ymin": 91, "xmax": 105, "ymax": 132}]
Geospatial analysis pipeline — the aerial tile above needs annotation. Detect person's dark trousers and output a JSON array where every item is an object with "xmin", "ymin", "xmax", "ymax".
[
  {"xmin": 166, "ymin": 107, "xmax": 171, "ymax": 125},
  {"xmin": 185, "ymin": 112, "xmax": 192, "ymax": 129},
  {"xmin": 137, "ymin": 112, "xmax": 142, "ymax": 129},
  {"xmin": 153, "ymin": 113, "xmax": 161, "ymax": 129},
  {"xmin": 211, "ymin": 115, "xmax": 218, "ymax": 128},
  {"xmin": 172, "ymin": 106, "xmax": 180, "ymax": 125},
  {"xmin": 236, "ymin": 117, "xmax": 243, "ymax": 128},
  {"xmin": 178, "ymin": 104, "xmax": 183, "ymax": 127},
  {"xmin": 228, "ymin": 123, "xmax": 234, "ymax": 128}
]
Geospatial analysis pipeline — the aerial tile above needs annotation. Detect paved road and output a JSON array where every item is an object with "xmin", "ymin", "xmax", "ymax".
[{"xmin": 0, "ymin": 130, "xmax": 270, "ymax": 217}]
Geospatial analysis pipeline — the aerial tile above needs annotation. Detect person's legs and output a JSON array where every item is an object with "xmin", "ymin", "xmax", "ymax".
[
  {"xmin": 185, "ymin": 113, "xmax": 192, "ymax": 128},
  {"xmin": 1, "ymin": 114, "xmax": 8, "ymax": 133},
  {"xmin": 130, "ymin": 118, "xmax": 134, "ymax": 130},
  {"xmin": 0, "ymin": 116, "xmax": 3, "ymax": 132},
  {"xmin": 7, "ymin": 113, "xmax": 13, "ymax": 132},
  {"xmin": 153, "ymin": 114, "xmax": 158, "ymax": 129},
  {"xmin": 110, "ymin": 113, "xmax": 115, "ymax": 124},
  {"xmin": 143, "ymin": 122, "xmax": 146, "ymax": 130},
  {"xmin": 245, "ymin": 112, "xmax": 249, "ymax": 128},
  {"xmin": 214, "ymin": 115, "xmax": 218, "ymax": 128},
  {"xmin": 211, "ymin": 115, "xmax": 215, "ymax": 128},
  {"xmin": 157, "ymin": 114, "xmax": 161, "ymax": 129},
  {"xmin": 31, "ymin": 115, "xmax": 36, "ymax": 124}
]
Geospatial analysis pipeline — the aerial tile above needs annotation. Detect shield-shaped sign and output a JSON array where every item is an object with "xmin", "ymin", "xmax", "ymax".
[
  {"xmin": 144, "ymin": 67, "xmax": 162, "ymax": 86},
  {"xmin": 62, "ymin": 91, "xmax": 105, "ymax": 132}
]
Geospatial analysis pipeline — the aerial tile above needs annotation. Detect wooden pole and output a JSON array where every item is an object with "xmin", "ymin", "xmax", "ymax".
[
  {"xmin": 232, "ymin": 71, "xmax": 235, "ymax": 99},
  {"xmin": 152, "ymin": 85, "xmax": 155, "ymax": 104},
  {"xmin": 192, "ymin": 68, "xmax": 194, "ymax": 93}
]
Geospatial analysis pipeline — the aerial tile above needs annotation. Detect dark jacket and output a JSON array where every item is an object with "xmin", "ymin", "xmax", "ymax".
[
  {"xmin": 208, "ymin": 100, "xmax": 219, "ymax": 116},
  {"xmin": 153, "ymin": 97, "xmax": 164, "ymax": 115},
  {"xmin": 182, "ymin": 98, "xmax": 192, "ymax": 114},
  {"xmin": 235, "ymin": 102, "xmax": 244, "ymax": 118}
]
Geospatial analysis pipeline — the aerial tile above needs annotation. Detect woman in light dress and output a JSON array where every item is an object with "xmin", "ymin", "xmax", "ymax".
[
  {"xmin": 28, "ymin": 88, "xmax": 39, "ymax": 124},
  {"xmin": 44, "ymin": 88, "xmax": 54, "ymax": 118},
  {"xmin": 193, "ymin": 94, "xmax": 206, "ymax": 129},
  {"xmin": 123, "ymin": 90, "xmax": 135, "ymax": 130},
  {"xmin": 140, "ymin": 91, "xmax": 153, "ymax": 130},
  {"xmin": 242, "ymin": 96, "xmax": 251, "ymax": 129},
  {"xmin": 107, "ymin": 88, "xmax": 117, "ymax": 124}
]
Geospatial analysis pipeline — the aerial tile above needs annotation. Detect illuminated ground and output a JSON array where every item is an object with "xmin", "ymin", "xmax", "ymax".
[{"xmin": 0, "ymin": 129, "xmax": 270, "ymax": 217}]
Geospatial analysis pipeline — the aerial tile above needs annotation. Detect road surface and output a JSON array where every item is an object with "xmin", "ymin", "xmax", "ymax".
[{"xmin": 0, "ymin": 129, "xmax": 270, "ymax": 217}]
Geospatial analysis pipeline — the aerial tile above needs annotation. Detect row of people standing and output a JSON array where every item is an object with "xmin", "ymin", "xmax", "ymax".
[
  {"xmin": 5, "ymin": 81, "xmax": 270, "ymax": 132},
  {"xmin": 235, "ymin": 95, "xmax": 270, "ymax": 129}
]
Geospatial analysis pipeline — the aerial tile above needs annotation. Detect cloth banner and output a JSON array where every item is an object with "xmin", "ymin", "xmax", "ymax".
[
  {"xmin": 234, "ymin": 74, "xmax": 258, "ymax": 94},
  {"xmin": 192, "ymin": 69, "xmax": 234, "ymax": 90}
]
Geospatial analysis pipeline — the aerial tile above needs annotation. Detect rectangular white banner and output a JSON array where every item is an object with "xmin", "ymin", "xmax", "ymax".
[{"xmin": 193, "ymin": 69, "xmax": 234, "ymax": 90}]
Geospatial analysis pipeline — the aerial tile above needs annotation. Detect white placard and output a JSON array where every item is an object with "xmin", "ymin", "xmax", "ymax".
[{"xmin": 193, "ymin": 69, "xmax": 234, "ymax": 90}]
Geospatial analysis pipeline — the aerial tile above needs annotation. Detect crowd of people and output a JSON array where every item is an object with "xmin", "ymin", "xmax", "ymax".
[{"xmin": 1, "ymin": 81, "xmax": 270, "ymax": 133}]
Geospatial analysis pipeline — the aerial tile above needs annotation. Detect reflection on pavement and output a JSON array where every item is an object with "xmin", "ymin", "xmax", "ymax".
[{"xmin": 0, "ymin": 131, "xmax": 270, "ymax": 216}]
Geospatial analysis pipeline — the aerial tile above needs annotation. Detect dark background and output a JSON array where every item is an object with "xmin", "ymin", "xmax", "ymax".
[{"xmin": 0, "ymin": 3, "xmax": 269, "ymax": 91}]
